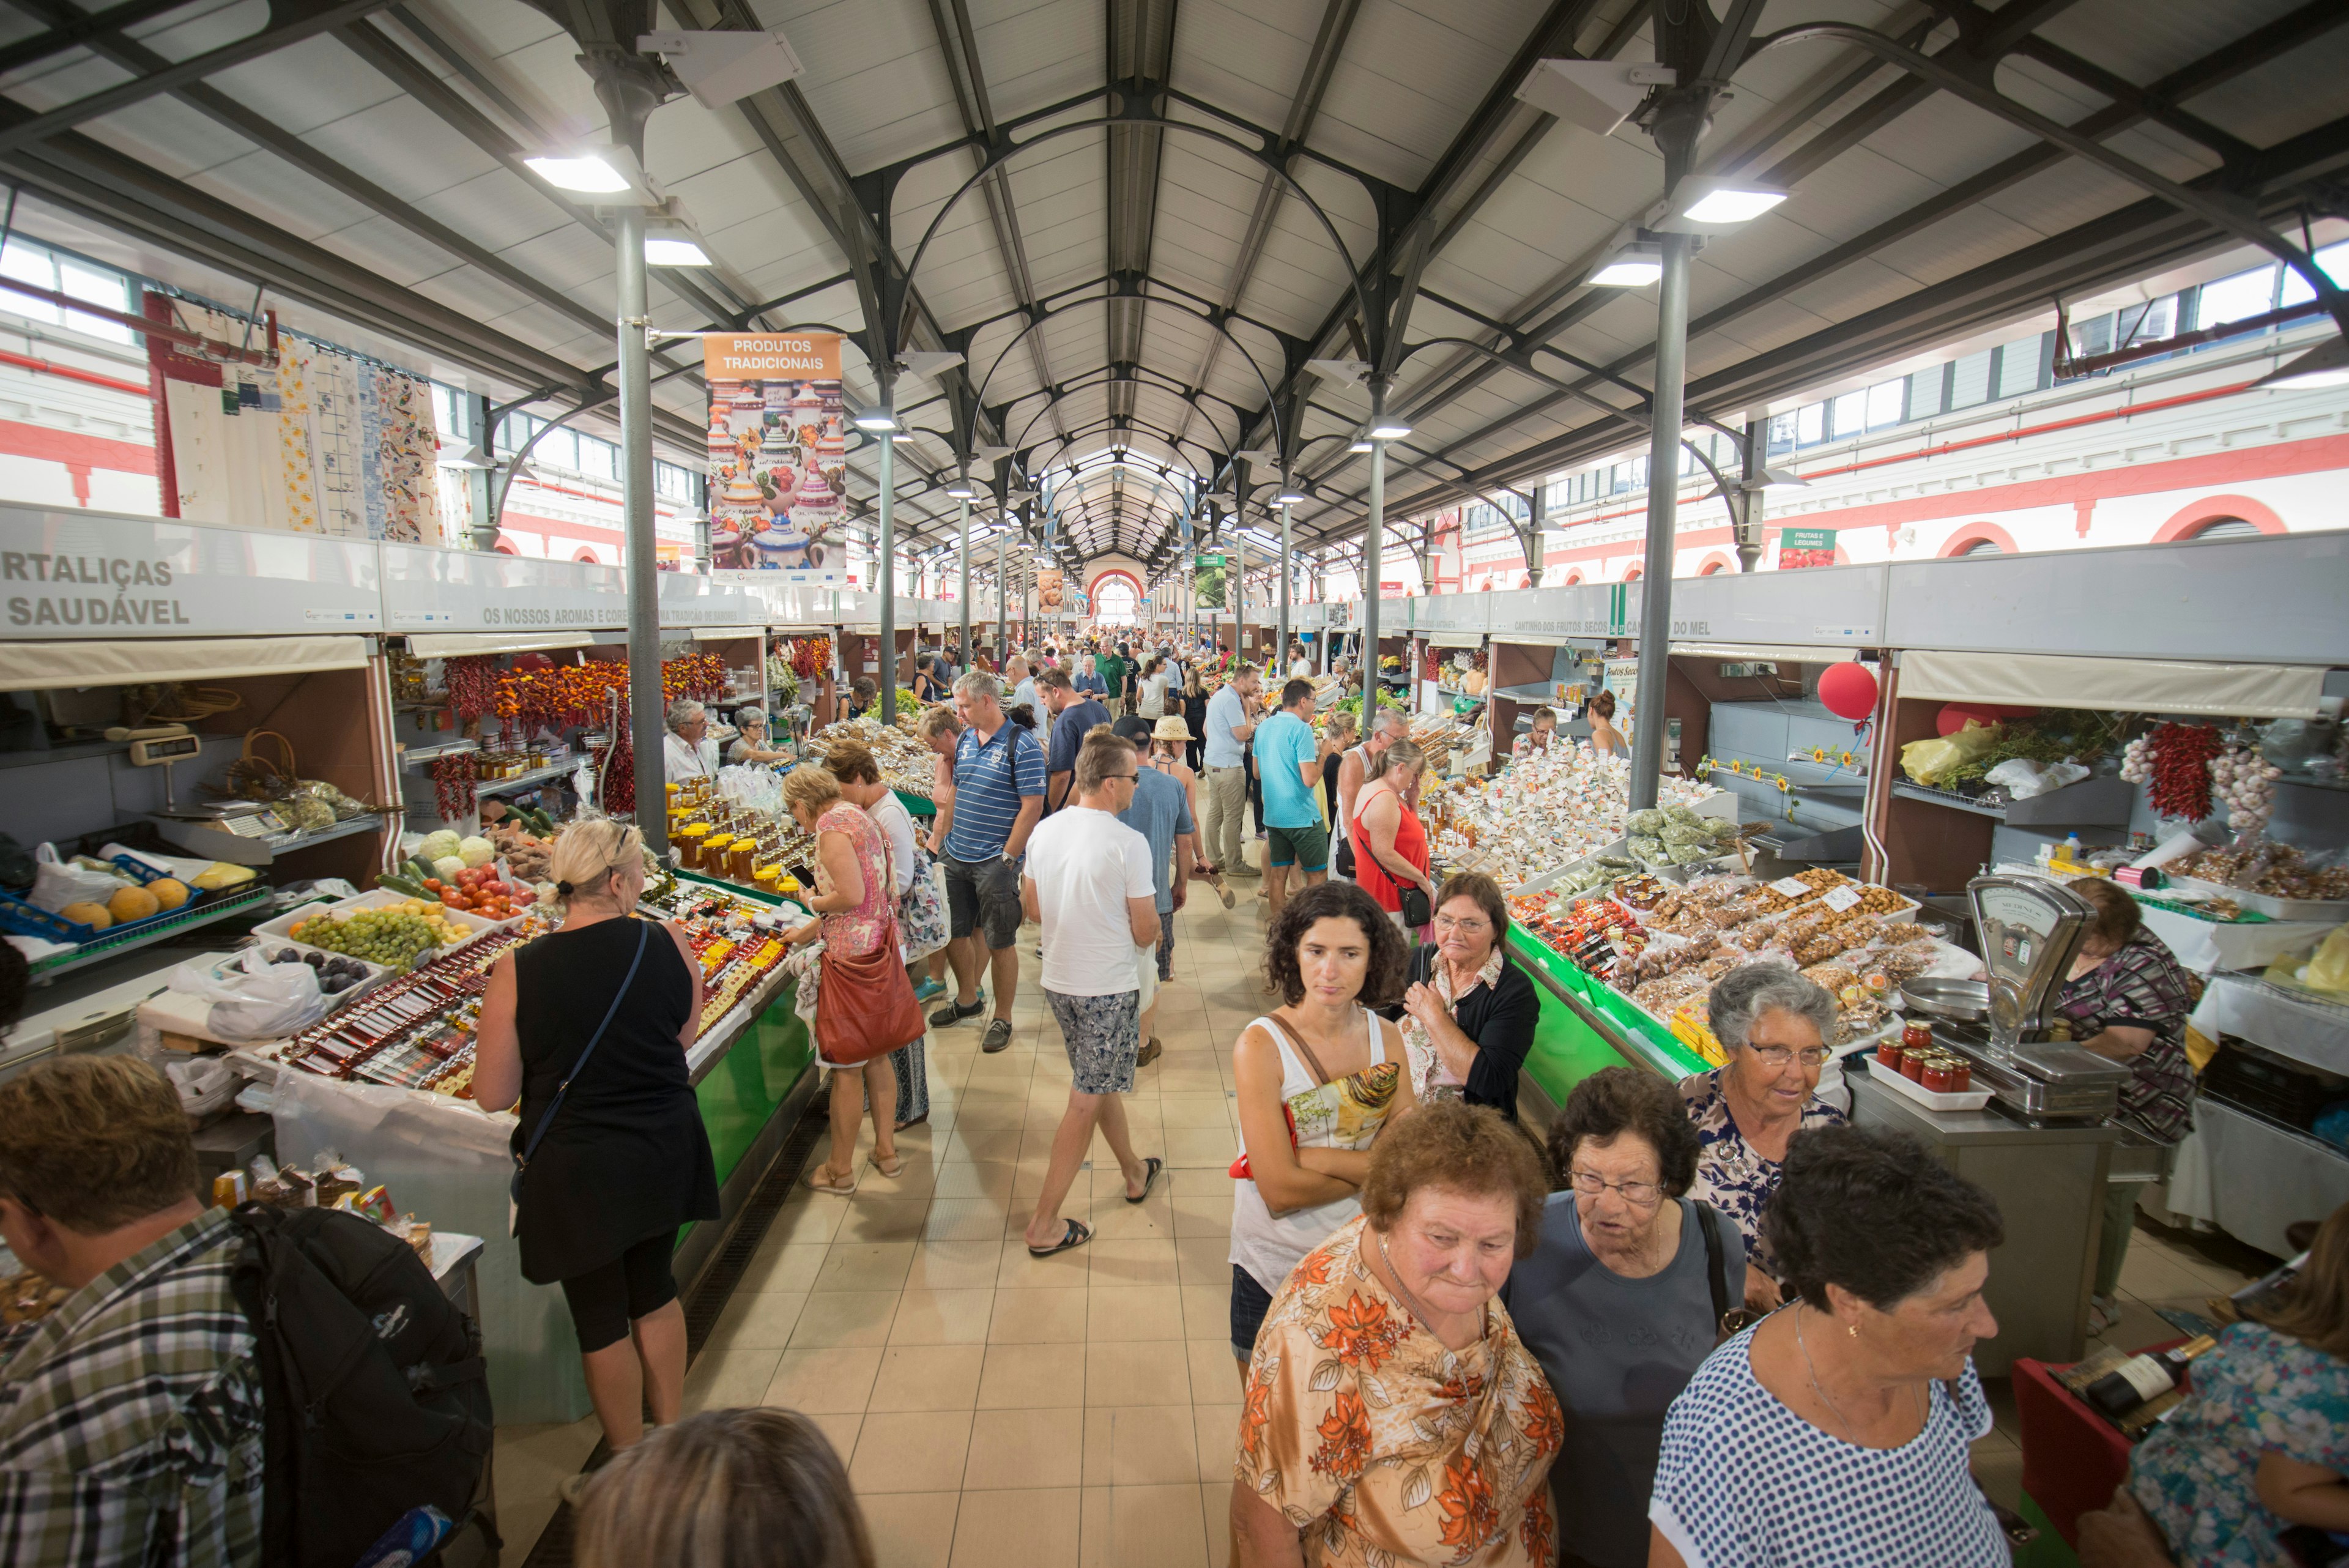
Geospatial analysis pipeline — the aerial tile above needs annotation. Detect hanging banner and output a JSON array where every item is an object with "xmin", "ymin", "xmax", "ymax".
[
  {"xmin": 1195, "ymin": 551, "xmax": 1226, "ymax": 609},
  {"xmin": 1037, "ymin": 565, "xmax": 1066, "ymax": 611},
  {"xmin": 702, "ymin": 333, "xmax": 845, "ymax": 573}
]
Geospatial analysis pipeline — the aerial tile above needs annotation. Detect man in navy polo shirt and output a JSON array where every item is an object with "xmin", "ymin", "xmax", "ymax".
[
  {"xmin": 931, "ymin": 670, "xmax": 1046, "ymax": 1053},
  {"xmin": 1039, "ymin": 666, "xmax": 1111, "ymax": 813}
]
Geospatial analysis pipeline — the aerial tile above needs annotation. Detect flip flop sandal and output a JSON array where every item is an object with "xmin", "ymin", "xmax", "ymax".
[
  {"xmin": 871, "ymin": 1152, "xmax": 906, "ymax": 1178},
  {"xmin": 1027, "ymin": 1217, "xmax": 1092, "ymax": 1257},
  {"xmin": 1126, "ymin": 1156, "xmax": 1164, "ymax": 1205},
  {"xmin": 894, "ymin": 1113, "xmax": 929, "ymax": 1132},
  {"xmin": 803, "ymin": 1164, "xmax": 858, "ymax": 1196}
]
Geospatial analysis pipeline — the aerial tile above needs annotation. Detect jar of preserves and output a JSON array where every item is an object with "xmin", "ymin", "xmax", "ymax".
[
  {"xmin": 1875, "ymin": 1040, "xmax": 1905, "ymax": 1072},
  {"xmin": 1902, "ymin": 1019, "xmax": 1934, "ymax": 1052},
  {"xmin": 1920, "ymin": 1057, "xmax": 1959, "ymax": 1094},
  {"xmin": 1900, "ymin": 1049, "xmax": 1929, "ymax": 1082},
  {"xmin": 1948, "ymin": 1059, "xmax": 1972, "ymax": 1092}
]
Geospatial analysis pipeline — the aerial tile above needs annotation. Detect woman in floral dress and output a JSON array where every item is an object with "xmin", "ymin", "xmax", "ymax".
[
  {"xmin": 2126, "ymin": 1200, "xmax": 2349, "ymax": 1567},
  {"xmin": 1233, "ymin": 1100, "xmax": 1560, "ymax": 1567}
]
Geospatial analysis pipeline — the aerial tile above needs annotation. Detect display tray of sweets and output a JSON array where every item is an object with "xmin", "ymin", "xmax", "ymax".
[
  {"xmin": 809, "ymin": 715, "xmax": 941, "ymax": 799},
  {"xmin": 1509, "ymin": 894, "xmax": 1650, "ymax": 983},
  {"xmin": 1423, "ymin": 749, "xmax": 1726, "ymax": 890},
  {"xmin": 642, "ymin": 880, "xmax": 803, "ymax": 1036},
  {"xmin": 256, "ymin": 925, "xmax": 534, "ymax": 1094},
  {"xmin": 2164, "ymin": 839, "xmax": 2349, "ymax": 921}
]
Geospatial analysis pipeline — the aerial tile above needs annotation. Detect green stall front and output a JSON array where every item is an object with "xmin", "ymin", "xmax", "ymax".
[{"xmin": 1507, "ymin": 929, "xmax": 1710, "ymax": 1117}]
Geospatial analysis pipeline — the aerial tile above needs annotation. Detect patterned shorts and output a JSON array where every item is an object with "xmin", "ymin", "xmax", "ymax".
[{"xmin": 1047, "ymin": 989, "xmax": 1140, "ymax": 1095}]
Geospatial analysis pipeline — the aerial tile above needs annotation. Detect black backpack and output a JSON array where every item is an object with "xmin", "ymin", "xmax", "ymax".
[{"xmin": 227, "ymin": 1203, "xmax": 497, "ymax": 1567}]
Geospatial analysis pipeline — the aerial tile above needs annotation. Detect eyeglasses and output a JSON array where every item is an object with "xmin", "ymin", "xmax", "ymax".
[
  {"xmin": 1567, "ymin": 1170, "xmax": 1664, "ymax": 1208},
  {"xmin": 1431, "ymin": 913, "xmax": 1490, "ymax": 935},
  {"xmin": 1746, "ymin": 1044, "xmax": 1832, "ymax": 1068}
]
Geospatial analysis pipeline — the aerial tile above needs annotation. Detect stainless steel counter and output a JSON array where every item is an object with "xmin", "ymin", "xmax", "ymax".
[{"xmin": 1848, "ymin": 1066, "xmax": 2121, "ymax": 1373}]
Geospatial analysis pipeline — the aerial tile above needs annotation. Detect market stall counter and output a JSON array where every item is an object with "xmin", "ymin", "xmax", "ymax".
[{"xmin": 240, "ymin": 868, "xmax": 817, "ymax": 1424}]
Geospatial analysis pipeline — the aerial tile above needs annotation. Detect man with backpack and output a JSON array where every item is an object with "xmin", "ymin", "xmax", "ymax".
[{"xmin": 0, "ymin": 1056, "xmax": 266, "ymax": 1566}]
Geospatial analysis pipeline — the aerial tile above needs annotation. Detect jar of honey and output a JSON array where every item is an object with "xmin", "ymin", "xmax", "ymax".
[{"xmin": 728, "ymin": 838, "xmax": 757, "ymax": 882}]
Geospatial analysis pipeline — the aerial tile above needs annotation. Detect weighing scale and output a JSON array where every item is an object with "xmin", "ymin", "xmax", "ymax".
[{"xmin": 1932, "ymin": 874, "xmax": 2129, "ymax": 1121}]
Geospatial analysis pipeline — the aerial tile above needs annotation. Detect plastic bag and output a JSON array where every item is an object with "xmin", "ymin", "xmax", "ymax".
[
  {"xmin": 162, "ymin": 1054, "xmax": 240, "ymax": 1119},
  {"xmin": 171, "ymin": 952, "xmax": 324, "ymax": 1041},
  {"xmin": 2303, "ymin": 926, "xmax": 2349, "ymax": 995},
  {"xmin": 1899, "ymin": 721, "xmax": 2003, "ymax": 787},
  {"xmin": 1984, "ymin": 758, "xmax": 2089, "ymax": 799},
  {"xmin": 29, "ymin": 842, "xmax": 125, "ymax": 912}
]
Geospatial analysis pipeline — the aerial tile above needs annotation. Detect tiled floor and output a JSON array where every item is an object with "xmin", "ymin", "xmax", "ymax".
[{"xmin": 488, "ymin": 856, "xmax": 2276, "ymax": 1562}]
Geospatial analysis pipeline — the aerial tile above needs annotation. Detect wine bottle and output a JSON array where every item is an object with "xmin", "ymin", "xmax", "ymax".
[{"xmin": 2084, "ymin": 1334, "xmax": 2217, "ymax": 1418}]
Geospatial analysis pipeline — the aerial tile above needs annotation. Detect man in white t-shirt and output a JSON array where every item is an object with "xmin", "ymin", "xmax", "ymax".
[{"xmin": 1017, "ymin": 729, "xmax": 1165, "ymax": 1257}]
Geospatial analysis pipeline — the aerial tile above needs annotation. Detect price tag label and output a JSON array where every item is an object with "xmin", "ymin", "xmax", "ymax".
[
  {"xmin": 1820, "ymin": 884, "xmax": 1863, "ymax": 913},
  {"xmin": 1769, "ymin": 875, "xmax": 1811, "ymax": 897}
]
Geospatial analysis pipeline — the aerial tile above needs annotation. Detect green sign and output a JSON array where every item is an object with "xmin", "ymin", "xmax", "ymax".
[
  {"xmin": 1781, "ymin": 528, "xmax": 1837, "ymax": 550},
  {"xmin": 1195, "ymin": 552, "xmax": 1227, "ymax": 609}
]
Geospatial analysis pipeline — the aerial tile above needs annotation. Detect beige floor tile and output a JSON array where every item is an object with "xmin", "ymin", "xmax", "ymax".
[
  {"xmin": 1088, "ymin": 1285, "xmax": 1189, "ymax": 1342},
  {"xmin": 1179, "ymin": 1285, "xmax": 1232, "ymax": 1343},
  {"xmin": 1085, "ymin": 1196, "xmax": 1175, "ymax": 1243},
  {"xmin": 1190, "ymin": 1403, "xmax": 1241, "ymax": 1482},
  {"xmin": 999, "ymin": 1235, "xmax": 1093, "ymax": 1288},
  {"xmin": 1186, "ymin": 1340, "xmax": 1248, "ymax": 1402},
  {"xmin": 764, "ymin": 1345, "xmax": 881, "ymax": 1413},
  {"xmin": 807, "ymin": 1409, "xmax": 864, "ymax": 1462},
  {"xmin": 491, "ymin": 1416, "xmax": 602, "ymax": 1560},
  {"xmin": 1079, "ymin": 1484, "xmax": 1210, "ymax": 1568},
  {"xmin": 866, "ymin": 1489, "xmax": 962, "ymax": 1568},
  {"xmin": 1158, "ymin": 1096, "xmax": 1235, "ymax": 1129},
  {"xmin": 921, "ymin": 1196, "xmax": 1013, "ymax": 1243},
  {"xmin": 1201, "ymin": 1482, "xmax": 1234, "ymax": 1568},
  {"xmin": 818, "ymin": 1241, "xmax": 919, "ymax": 1293},
  {"xmin": 934, "ymin": 1161, "xmax": 1019, "ymax": 1200},
  {"xmin": 841, "ymin": 1197, "xmax": 935, "ymax": 1243},
  {"xmin": 963, "ymin": 1406, "xmax": 1087, "ymax": 1488},
  {"xmin": 907, "ymin": 1239, "xmax": 1007, "ymax": 1291},
  {"xmin": 891, "ymin": 1288, "xmax": 1000, "ymax": 1345},
  {"xmin": 978, "ymin": 1342, "xmax": 1084, "ymax": 1408},
  {"xmin": 1086, "ymin": 1238, "xmax": 1179, "ymax": 1287},
  {"xmin": 1083, "ymin": 1405, "xmax": 1201, "ymax": 1487},
  {"xmin": 738, "ymin": 1239, "xmax": 833, "ymax": 1295},
  {"xmin": 765, "ymin": 1192, "xmax": 852, "ymax": 1246},
  {"xmin": 790, "ymin": 1290, "xmax": 902, "ymax": 1348},
  {"xmin": 2118, "ymin": 1240, "xmax": 2219, "ymax": 1305},
  {"xmin": 703, "ymin": 1288, "xmax": 809, "ymax": 1352},
  {"xmin": 988, "ymin": 1287, "xmax": 1089, "ymax": 1343},
  {"xmin": 955, "ymin": 1097, "xmax": 1034, "ymax": 1130},
  {"xmin": 1157, "ymin": 1069, "xmax": 1225, "ymax": 1096},
  {"xmin": 1084, "ymin": 1342, "xmax": 1192, "ymax": 1407},
  {"xmin": 1174, "ymin": 1236, "xmax": 1232, "ymax": 1285},
  {"xmin": 682, "ymin": 1345, "xmax": 784, "ymax": 1414},
  {"xmin": 1160, "ymin": 1127, "xmax": 1239, "ymax": 1168},
  {"xmin": 870, "ymin": 1343, "xmax": 989, "ymax": 1411},
  {"xmin": 854, "ymin": 1410, "xmax": 978, "ymax": 1493},
  {"xmin": 949, "ymin": 1487, "xmax": 1081, "ymax": 1568},
  {"xmin": 1169, "ymin": 1182, "xmax": 1234, "ymax": 1238},
  {"xmin": 944, "ymin": 1128, "xmax": 1025, "ymax": 1161}
]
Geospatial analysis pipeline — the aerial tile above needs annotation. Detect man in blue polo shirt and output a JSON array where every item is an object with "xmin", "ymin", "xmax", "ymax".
[
  {"xmin": 1038, "ymin": 666, "xmax": 1111, "ymax": 812},
  {"xmin": 1252, "ymin": 678, "xmax": 1338, "ymax": 916},
  {"xmin": 932, "ymin": 670, "xmax": 1046, "ymax": 1053},
  {"xmin": 1199, "ymin": 667, "xmax": 1260, "ymax": 882}
]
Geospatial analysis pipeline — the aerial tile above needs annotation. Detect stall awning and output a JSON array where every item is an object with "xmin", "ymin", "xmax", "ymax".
[
  {"xmin": 690, "ymin": 626, "xmax": 766, "ymax": 642},
  {"xmin": 404, "ymin": 631, "xmax": 623, "ymax": 658},
  {"xmin": 0, "ymin": 635, "xmax": 372, "ymax": 692},
  {"xmin": 1671, "ymin": 642, "xmax": 1873, "ymax": 664},
  {"xmin": 1486, "ymin": 632, "xmax": 1585, "ymax": 647},
  {"xmin": 1425, "ymin": 631, "xmax": 1484, "ymax": 648},
  {"xmin": 1898, "ymin": 649, "xmax": 2326, "ymax": 718}
]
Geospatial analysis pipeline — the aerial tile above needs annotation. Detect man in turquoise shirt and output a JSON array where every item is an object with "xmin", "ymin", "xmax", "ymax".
[{"xmin": 1250, "ymin": 678, "xmax": 1337, "ymax": 916}]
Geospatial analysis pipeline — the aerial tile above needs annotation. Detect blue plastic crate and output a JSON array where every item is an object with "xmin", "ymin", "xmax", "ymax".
[{"xmin": 0, "ymin": 855, "xmax": 225, "ymax": 945}]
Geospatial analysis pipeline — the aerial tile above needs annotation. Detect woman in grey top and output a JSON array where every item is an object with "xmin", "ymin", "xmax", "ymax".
[{"xmin": 1503, "ymin": 1066, "xmax": 1744, "ymax": 1568}]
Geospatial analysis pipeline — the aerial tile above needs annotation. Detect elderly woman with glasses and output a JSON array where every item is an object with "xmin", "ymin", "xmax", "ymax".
[
  {"xmin": 1392, "ymin": 871, "xmax": 1538, "ymax": 1118},
  {"xmin": 1680, "ymin": 964, "xmax": 1846, "ymax": 1312},
  {"xmin": 1505, "ymin": 1068, "xmax": 1746, "ymax": 1568}
]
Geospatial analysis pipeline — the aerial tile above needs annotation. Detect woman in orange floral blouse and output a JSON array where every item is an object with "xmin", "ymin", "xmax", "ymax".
[{"xmin": 1233, "ymin": 1100, "xmax": 1560, "ymax": 1568}]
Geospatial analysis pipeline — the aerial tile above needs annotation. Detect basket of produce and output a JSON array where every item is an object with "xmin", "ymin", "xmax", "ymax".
[
  {"xmin": 253, "ymin": 891, "xmax": 508, "ymax": 973},
  {"xmin": 0, "ymin": 854, "xmax": 256, "ymax": 946}
]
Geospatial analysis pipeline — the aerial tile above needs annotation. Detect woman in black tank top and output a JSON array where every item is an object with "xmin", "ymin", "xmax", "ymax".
[{"xmin": 474, "ymin": 822, "xmax": 719, "ymax": 1457}]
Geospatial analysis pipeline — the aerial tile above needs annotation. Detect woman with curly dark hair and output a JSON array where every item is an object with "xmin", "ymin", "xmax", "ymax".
[
  {"xmin": 1504, "ymin": 1067, "xmax": 1745, "ymax": 1568},
  {"xmin": 1648, "ymin": 1124, "xmax": 2009, "ymax": 1567},
  {"xmin": 1228, "ymin": 880, "xmax": 1418, "ymax": 1379}
]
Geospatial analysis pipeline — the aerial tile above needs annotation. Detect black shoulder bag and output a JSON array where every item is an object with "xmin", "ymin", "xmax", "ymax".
[
  {"xmin": 1695, "ymin": 1200, "xmax": 1760, "ymax": 1344},
  {"xmin": 511, "ymin": 920, "xmax": 651, "ymax": 1209}
]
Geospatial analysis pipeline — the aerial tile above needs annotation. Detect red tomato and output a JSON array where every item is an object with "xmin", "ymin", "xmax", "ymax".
[
  {"xmin": 440, "ymin": 893, "xmax": 462, "ymax": 908},
  {"xmin": 423, "ymin": 879, "xmax": 443, "ymax": 893}
]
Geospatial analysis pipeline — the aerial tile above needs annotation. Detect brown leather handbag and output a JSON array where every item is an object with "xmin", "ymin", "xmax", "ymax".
[{"xmin": 815, "ymin": 905, "xmax": 924, "ymax": 1066}]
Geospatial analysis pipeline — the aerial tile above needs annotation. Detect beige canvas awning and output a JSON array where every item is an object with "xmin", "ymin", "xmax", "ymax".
[
  {"xmin": 1898, "ymin": 649, "xmax": 2327, "ymax": 718},
  {"xmin": 0, "ymin": 635, "xmax": 372, "ymax": 692}
]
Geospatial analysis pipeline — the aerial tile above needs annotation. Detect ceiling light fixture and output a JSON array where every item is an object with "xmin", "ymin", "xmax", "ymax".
[
  {"xmin": 1367, "ymin": 420, "xmax": 1412, "ymax": 441},
  {"xmin": 1743, "ymin": 465, "xmax": 1809, "ymax": 493},
  {"xmin": 1278, "ymin": 489, "xmax": 1307, "ymax": 506},
  {"xmin": 896, "ymin": 349, "xmax": 965, "ymax": 378},
  {"xmin": 642, "ymin": 203, "xmax": 711, "ymax": 266},
  {"xmin": 1349, "ymin": 437, "xmax": 1373, "ymax": 453},
  {"xmin": 891, "ymin": 432, "xmax": 915, "ymax": 443},
  {"xmin": 945, "ymin": 477, "xmax": 978, "ymax": 500},
  {"xmin": 1587, "ymin": 240, "xmax": 1664, "ymax": 288},
  {"xmin": 2254, "ymin": 335, "xmax": 2349, "ymax": 389},
  {"xmin": 853, "ymin": 407, "xmax": 898, "ymax": 432},
  {"xmin": 436, "ymin": 441, "xmax": 496, "ymax": 470},
  {"xmin": 524, "ymin": 145, "xmax": 656, "ymax": 203},
  {"xmin": 1649, "ymin": 174, "xmax": 1790, "ymax": 233}
]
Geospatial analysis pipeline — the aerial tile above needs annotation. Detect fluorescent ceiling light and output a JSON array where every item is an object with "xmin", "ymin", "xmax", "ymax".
[
  {"xmin": 637, "ymin": 28, "xmax": 805, "ymax": 110},
  {"xmin": 1681, "ymin": 186, "xmax": 1787, "ymax": 225},
  {"xmin": 642, "ymin": 206, "xmax": 711, "ymax": 266},
  {"xmin": 891, "ymin": 432, "xmax": 915, "ymax": 443},
  {"xmin": 1367, "ymin": 420, "xmax": 1412, "ymax": 440},
  {"xmin": 1587, "ymin": 240, "xmax": 1663, "ymax": 287},
  {"xmin": 525, "ymin": 152, "xmax": 632, "ymax": 193},
  {"xmin": 945, "ymin": 480, "xmax": 978, "ymax": 499},
  {"xmin": 1650, "ymin": 175, "xmax": 1791, "ymax": 233},
  {"xmin": 1746, "ymin": 465, "xmax": 1809, "ymax": 493},
  {"xmin": 1349, "ymin": 437, "xmax": 1373, "ymax": 453},
  {"xmin": 2254, "ymin": 335, "xmax": 2349, "ymax": 388},
  {"xmin": 437, "ymin": 441, "xmax": 495, "ymax": 470},
  {"xmin": 853, "ymin": 408, "xmax": 898, "ymax": 431},
  {"xmin": 1278, "ymin": 490, "xmax": 1307, "ymax": 505}
]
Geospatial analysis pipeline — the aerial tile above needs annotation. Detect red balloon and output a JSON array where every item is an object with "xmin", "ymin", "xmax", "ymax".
[{"xmin": 1818, "ymin": 661, "xmax": 1880, "ymax": 721}]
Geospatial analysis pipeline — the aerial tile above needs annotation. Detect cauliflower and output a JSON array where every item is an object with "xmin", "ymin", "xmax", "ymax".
[
  {"xmin": 433, "ymin": 855, "xmax": 467, "ymax": 881},
  {"xmin": 418, "ymin": 829, "xmax": 462, "ymax": 863}
]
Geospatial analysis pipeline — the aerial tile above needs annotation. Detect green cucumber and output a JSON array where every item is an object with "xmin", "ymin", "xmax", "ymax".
[{"xmin": 378, "ymin": 873, "xmax": 426, "ymax": 897}]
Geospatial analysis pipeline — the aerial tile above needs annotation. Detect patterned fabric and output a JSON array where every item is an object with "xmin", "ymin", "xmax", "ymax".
[
  {"xmin": 943, "ymin": 721, "xmax": 1047, "ymax": 861},
  {"xmin": 1237, "ymin": 1216, "xmax": 1560, "ymax": 1568},
  {"xmin": 1649, "ymin": 1324, "xmax": 2006, "ymax": 1567},
  {"xmin": 2129, "ymin": 1321, "xmax": 2349, "ymax": 1568},
  {"xmin": 1678, "ymin": 1068, "xmax": 1846, "ymax": 1284},
  {"xmin": 1047, "ymin": 988, "xmax": 1140, "ymax": 1095},
  {"xmin": 0, "ymin": 1207, "xmax": 264, "ymax": 1568},
  {"xmin": 2053, "ymin": 932, "xmax": 2198, "ymax": 1144},
  {"xmin": 814, "ymin": 800, "xmax": 892, "ymax": 958},
  {"xmin": 1401, "ymin": 946, "xmax": 1504, "ymax": 1104}
]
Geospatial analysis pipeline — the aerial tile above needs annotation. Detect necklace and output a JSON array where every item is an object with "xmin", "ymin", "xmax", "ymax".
[{"xmin": 1795, "ymin": 1306, "xmax": 1861, "ymax": 1442}]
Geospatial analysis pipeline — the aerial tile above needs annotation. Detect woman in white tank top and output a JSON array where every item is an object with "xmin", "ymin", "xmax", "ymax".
[{"xmin": 1228, "ymin": 881, "xmax": 1418, "ymax": 1378}]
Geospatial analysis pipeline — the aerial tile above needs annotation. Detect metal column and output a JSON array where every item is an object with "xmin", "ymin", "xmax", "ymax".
[
  {"xmin": 1362, "ymin": 384, "xmax": 1387, "ymax": 718},
  {"xmin": 957, "ymin": 496, "xmax": 971, "ymax": 669},
  {"xmin": 878, "ymin": 428, "xmax": 897, "ymax": 724},
  {"xmin": 996, "ymin": 527, "xmax": 1008, "ymax": 662},
  {"xmin": 615, "ymin": 206, "xmax": 666, "ymax": 856},
  {"xmin": 1278, "ymin": 496, "xmax": 1291, "ymax": 670}
]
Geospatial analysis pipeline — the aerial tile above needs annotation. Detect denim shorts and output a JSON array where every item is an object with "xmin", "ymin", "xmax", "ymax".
[
  {"xmin": 1230, "ymin": 1264, "xmax": 1274, "ymax": 1360},
  {"xmin": 943, "ymin": 852, "xmax": 1022, "ymax": 950}
]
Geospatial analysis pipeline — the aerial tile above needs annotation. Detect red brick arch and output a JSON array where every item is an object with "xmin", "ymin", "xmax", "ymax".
[
  {"xmin": 2153, "ymin": 494, "xmax": 2287, "ymax": 543},
  {"xmin": 1940, "ymin": 521, "xmax": 2019, "ymax": 557}
]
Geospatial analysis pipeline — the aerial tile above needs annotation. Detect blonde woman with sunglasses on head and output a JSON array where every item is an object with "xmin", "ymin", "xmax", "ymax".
[{"xmin": 473, "ymin": 821, "xmax": 717, "ymax": 1492}]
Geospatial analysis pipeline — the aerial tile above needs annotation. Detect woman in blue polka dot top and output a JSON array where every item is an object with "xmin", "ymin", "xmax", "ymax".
[{"xmin": 1647, "ymin": 1124, "xmax": 2011, "ymax": 1567}]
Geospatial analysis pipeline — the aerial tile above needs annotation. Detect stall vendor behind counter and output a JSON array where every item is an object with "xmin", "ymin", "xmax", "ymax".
[{"xmin": 664, "ymin": 700, "xmax": 720, "ymax": 781}]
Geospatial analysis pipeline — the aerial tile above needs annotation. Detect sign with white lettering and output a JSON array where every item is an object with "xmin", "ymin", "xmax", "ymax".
[
  {"xmin": 0, "ymin": 503, "xmax": 380, "ymax": 637},
  {"xmin": 379, "ymin": 542, "xmax": 623, "ymax": 634}
]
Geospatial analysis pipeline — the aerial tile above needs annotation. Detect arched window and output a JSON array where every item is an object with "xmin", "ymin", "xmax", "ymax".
[
  {"xmin": 1959, "ymin": 538, "xmax": 2002, "ymax": 557},
  {"xmin": 2186, "ymin": 516, "xmax": 2262, "ymax": 541},
  {"xmin": 1624, "ymin": 566, "xmax": 1642, "ymax": 581},
  {"xmin": 573, "ymin": 547, "xmax": 601, "ymax": 564},
  {"xmin": 1094, "ymin": 577, "xmax": 1140, "ymax": 625},
  {"xmin": 493, "ymin": 541, "xmax": 520, "ymax": 556}
]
